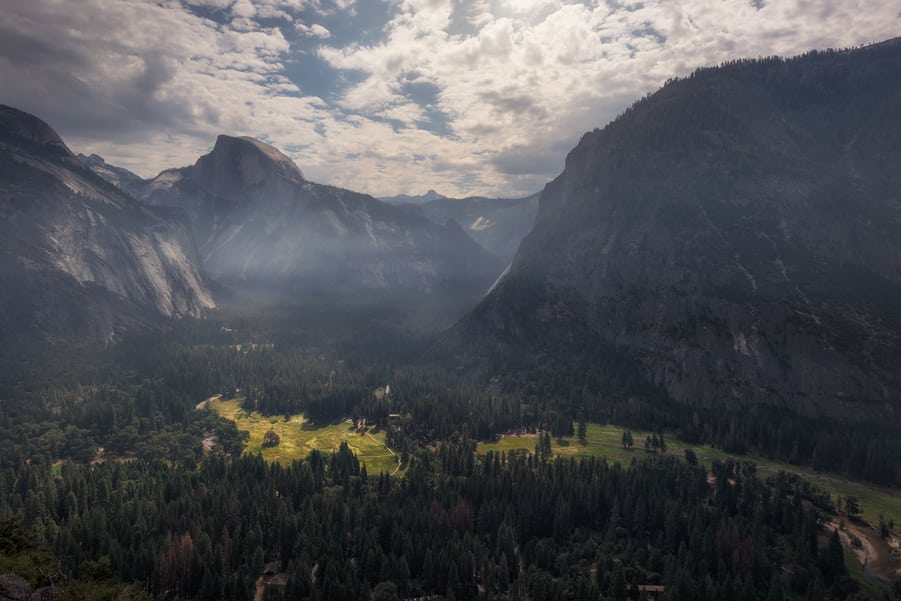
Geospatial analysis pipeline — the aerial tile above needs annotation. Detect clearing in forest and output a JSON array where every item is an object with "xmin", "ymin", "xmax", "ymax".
[
  {"xmin": 205, "ymin": 397, "xmax": 399, "ymax": 475},
  {"xmin": 479, "ymin": 423, "xmax": 901, "ymax": 538}
]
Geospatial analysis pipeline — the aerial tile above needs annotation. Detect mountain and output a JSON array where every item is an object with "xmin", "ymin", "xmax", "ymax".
[
  {"xmin": 462, "ymin": 41, "xmax": 901, "ymax": 420},
  {"xmin": 408, "ymin": 193, "xmax": 539, "ymax": 263},
  {"xmin": 141, "ymin": 136, "xmax": 503, "ymax": 298},
  {"xmin": 380, "ymin": 189, "xmax": 446, "ymax": 206},
  {"xmin": 77, "ymin": 152, "xmax": 145, "ymax": 197},
  {"xmin": 385, "ymin": 191, "xmax": 539, "ymax": 263},
  {"xmin": 0, "ymin": 105, "xmax": 214, "ymax": 341}
]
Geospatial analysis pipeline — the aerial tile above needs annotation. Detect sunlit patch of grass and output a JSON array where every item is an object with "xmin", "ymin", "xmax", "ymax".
[{"xmin": 207, "ymin": 398, "xmax": 398, "ymax": 474}]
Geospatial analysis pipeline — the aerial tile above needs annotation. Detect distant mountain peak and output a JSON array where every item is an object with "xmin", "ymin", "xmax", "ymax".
[
  {"xmin": 0, "ymin": 104, "xmax": 73, "ymax": 159},
  {"xmin": 76, "ymin": 152, "xmax": 145, "ymax": 195},
  {"xmin": 199, "ymin": 134, "xmax": 303, "ymax": 184},
  {"xmin": 380, "ymin": 189, "xmax": 449, "ymax": 205}
]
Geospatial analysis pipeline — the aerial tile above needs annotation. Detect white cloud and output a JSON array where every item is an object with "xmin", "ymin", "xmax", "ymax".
[
  {"xmin": 317, "ymin": 0, "xmax": 901, "ymax": 195},
  {"xmin": 0, "ymin": 0, "xmax": 898, "ymax": 198},
  {"xmin": 183, "ymin": 0, "xmax": 234, "ymax": 8},
  {"xmin": 296, "ymin": 22, "xmax": 331, "ymax": 38},
  {"xmin": 231, "ymin": 0, "xmax": 256, "ymax": 18}
]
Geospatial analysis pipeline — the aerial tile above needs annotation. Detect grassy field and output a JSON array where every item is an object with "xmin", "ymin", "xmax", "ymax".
[
  {"xmin": 478, "ymin": 423, "xmax": 737, "ymax": 469},
  {"xmin": 478, "ymin": 423, "xmax": 901, "ymax": 535},
  {"xmin": 206, "ymin": 398, "xmax": 399, "ymax": 474}
]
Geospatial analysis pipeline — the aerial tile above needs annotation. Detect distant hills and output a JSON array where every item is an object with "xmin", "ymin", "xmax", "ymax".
[
  {"xmin": 387, "ymin": 192, "xmax": 540, "ymax": 263},
  {"xmin": 0, "ymin": 105, "xmax": 214, "ymax": 341},
  {"xmin": 380, "ymin": 189, "xmax": 446, "ymax": 206},
  {"xmin": 461, "ymin": 40, "xmax": 901, "ymax": 420},
  {"xmin": 77, "ymin": 152, "xmax": 144, "ymax": 197}
]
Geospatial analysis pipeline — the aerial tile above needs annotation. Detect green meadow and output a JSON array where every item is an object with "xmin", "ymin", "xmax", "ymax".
[
  {"xmin": 207, "ymin": 398, "xmax": 399, "ymax": 475},
  {"xmin": 478, "ymin": 422, "xmax": 901, "ymax": 535}
]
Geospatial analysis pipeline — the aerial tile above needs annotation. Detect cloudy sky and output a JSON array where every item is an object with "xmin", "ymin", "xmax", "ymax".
[{"xmin": 1, "ymin": 1, "xmax": 898, "ymax": 197}]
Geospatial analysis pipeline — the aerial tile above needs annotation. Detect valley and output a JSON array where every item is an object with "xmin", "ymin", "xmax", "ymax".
[{"xmin": 2, "ymin": 34, "xmax": 901, "ymax": 601}]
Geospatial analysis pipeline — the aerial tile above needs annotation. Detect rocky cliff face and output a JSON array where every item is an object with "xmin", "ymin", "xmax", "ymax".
[
  {"xmin": 0, "ymin": 105, "xmax": 214, "ymax": 341},
  {"xmin": 467, "ymin": 41, "xmax": 901, "ymax": 419},
  {"xmin": 142, "ymin": 136, "xmax": 502, "ymax": 298}
]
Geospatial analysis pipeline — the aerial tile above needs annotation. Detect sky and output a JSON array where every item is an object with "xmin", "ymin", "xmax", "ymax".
[{"xmin": 1, "ymin": 1, "xmax": 898, "ymax": 198}]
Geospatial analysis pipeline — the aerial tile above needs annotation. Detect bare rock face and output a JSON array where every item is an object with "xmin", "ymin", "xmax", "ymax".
[
  {"xmin": 468, "ymin": 40, "xmax": 901, "ymax": 420},
  {"xmin": 0, "ymin": 105, "xmax": 215, "ymax": 341},
  {"xmin": 0, "ymin": 574, "xmax": 30, "ymax": 601},
  {"xmin": 194, "ymin": 135, "xmax": 304, "ymax": 204},
  {"xmin": 142, "ymin": 136, "xmax": 502, "ymax": 299}
]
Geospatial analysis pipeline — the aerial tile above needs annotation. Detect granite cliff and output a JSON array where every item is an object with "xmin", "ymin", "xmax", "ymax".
[
  {"xmin": 0, "ymin": 105, "xmax": 214, "ymax": 341},
  {"xmin": 465, "ymin": 40, "xmax": 901, "ymax": 420}
]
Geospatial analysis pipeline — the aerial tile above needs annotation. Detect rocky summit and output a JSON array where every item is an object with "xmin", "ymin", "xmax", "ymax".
[{"xmin": 465, "ymin": 40, "xmax": 901, "ymax": 420}]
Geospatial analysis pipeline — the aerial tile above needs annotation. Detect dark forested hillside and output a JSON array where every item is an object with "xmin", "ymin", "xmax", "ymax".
[{"xmin": 462, "ymin": 40, "xmax": 901, "ymax": 423}]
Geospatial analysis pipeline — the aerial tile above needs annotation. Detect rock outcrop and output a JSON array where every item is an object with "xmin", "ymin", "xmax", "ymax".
[{"xmin": 0, "ymin": 574, "xmax": 31, "ymax": 601}]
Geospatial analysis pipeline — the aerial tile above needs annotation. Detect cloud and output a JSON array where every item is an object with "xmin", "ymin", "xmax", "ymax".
[
  {"xmin": 317, "ymin": 0, "xmax": 901, "ymax": 195},
  {"xmin": 0, "ymin": 0, "xmax": 898, "ymax": 198},
  {"xmin": 296, "ymin": 23, "xmax": 331, "ymax": 38}
]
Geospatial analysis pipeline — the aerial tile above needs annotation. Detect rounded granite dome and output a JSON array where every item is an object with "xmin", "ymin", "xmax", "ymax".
[{"xmin": 0, "ymin": 104, "xmax": 74, "ymax": 158}]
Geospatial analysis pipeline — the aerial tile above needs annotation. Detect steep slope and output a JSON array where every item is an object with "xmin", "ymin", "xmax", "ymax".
[
  {"xmin": 465, "ymin": 40, "xmax": 901, "ymax": 420},
  {"xmin": 142, "ymin": 136, "xmax": 502, "ymax": 298},
  {"xmin": 0, "ymin": 105, "xmax": 214, "ymax": 341}
]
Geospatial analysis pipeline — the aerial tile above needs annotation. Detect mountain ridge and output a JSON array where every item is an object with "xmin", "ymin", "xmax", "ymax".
[
  {"xmin": 77, "ymin": 152, "xmax": 145, "ymax": 197},
  {"xmin": 140, "ymin": 135, "xmax": 503, "ymax": 298}
]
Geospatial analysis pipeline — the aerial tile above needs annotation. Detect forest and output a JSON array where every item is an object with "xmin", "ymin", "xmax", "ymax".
[
  {"xmin": 1, "ymin": 298, "xmax": 899, "ymax": 600},
  {"xmin": 0, "ymin": 437, "xmax": 858, "ymax": 601}
]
